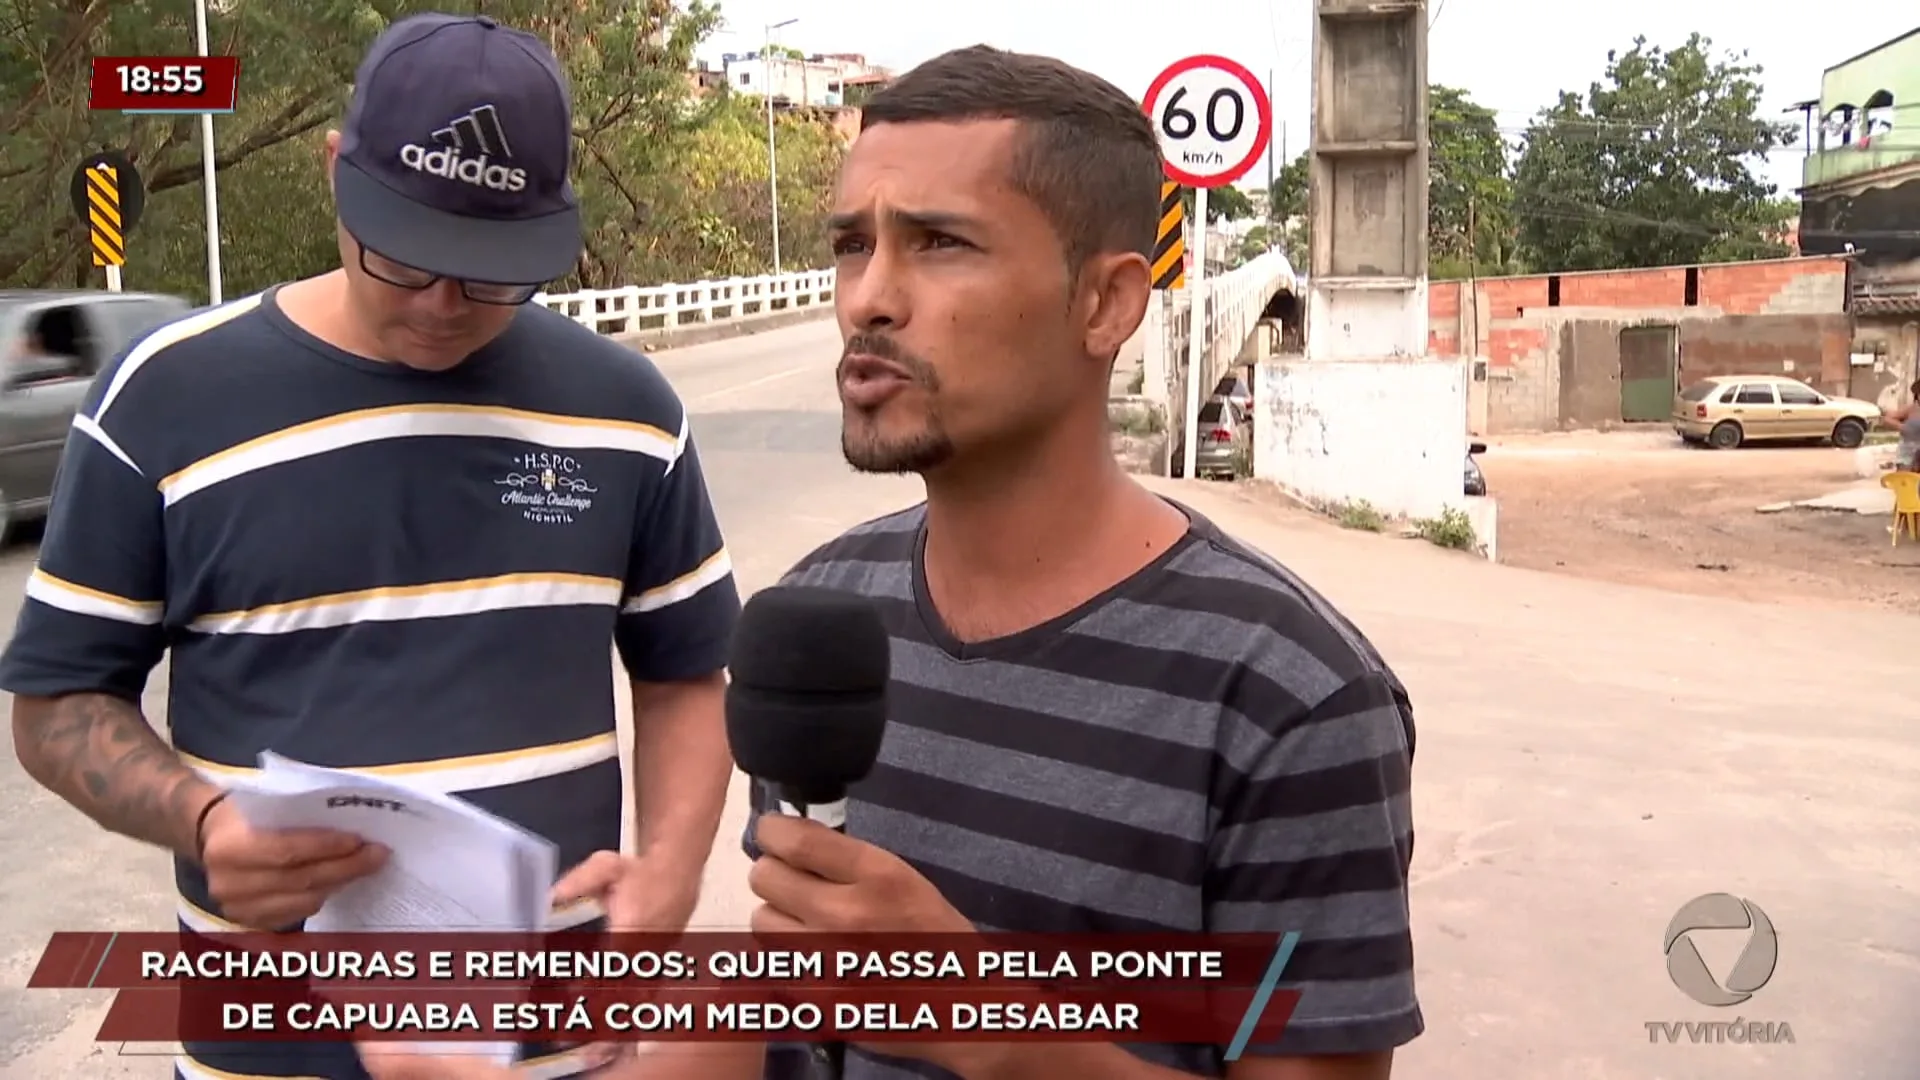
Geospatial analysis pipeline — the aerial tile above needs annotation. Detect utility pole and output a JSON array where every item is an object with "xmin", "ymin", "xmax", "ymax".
[
  {"xmin": 1266, "ymin": 68, "xmax": 1277, "ymax": 248},
  {"xmin": 1466, "ymin": 193, "xmax": 1477, "ymax": 278},
  {"xmin": 764, "ymin": 18, "xmax": 798, "ymax": 274},
  {"xmin": 194, "ymin": 0, "xmax": 222, "ymax": 303}
]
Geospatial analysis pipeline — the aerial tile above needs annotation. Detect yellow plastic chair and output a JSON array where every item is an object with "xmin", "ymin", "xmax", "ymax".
[{"xmin": 1881, "ymin": 471, "xmax": 1920, "ymax": 546}]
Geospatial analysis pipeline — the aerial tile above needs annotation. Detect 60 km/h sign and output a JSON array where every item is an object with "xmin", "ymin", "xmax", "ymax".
[{"xmin": 1142, "ymin": 55, "xmax": 1272, "ymax": 188}]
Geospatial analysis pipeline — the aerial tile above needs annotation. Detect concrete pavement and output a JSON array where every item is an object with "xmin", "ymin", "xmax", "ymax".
[
  {"xmin": 4, "ymin": 317, "xmax": 1917, "ymax": 1078},
  {"xmin": 1152, "ymin": 479, "xmax": 1917, "ymax": 1079}
]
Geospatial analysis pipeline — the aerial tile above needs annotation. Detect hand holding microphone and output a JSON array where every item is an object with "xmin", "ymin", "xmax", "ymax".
[
  {"xmin": 727, "ymin": 588, "xmax": 983, "ymax": 1078},
  {"xmin": 725, "ymin": 586, "xmax": 972, "ymax": 936}
]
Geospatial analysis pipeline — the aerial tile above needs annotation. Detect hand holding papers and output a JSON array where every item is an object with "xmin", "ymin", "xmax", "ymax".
[
  {"xmin": 223, "ymin": 754, "xmax": 561, "ymax": 1067},
  {"xmin": 226, "ymin": 754, "xmax": 558, "ymax": 935}
]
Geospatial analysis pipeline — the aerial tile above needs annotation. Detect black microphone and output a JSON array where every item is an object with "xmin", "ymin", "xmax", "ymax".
[
  {"xmin": 726, "ymin": 586, "xmax": 891, "ymax": 1080},
  {"xmin": 726, "ymin": 585, "xmax": 891, "ymax": 824}
]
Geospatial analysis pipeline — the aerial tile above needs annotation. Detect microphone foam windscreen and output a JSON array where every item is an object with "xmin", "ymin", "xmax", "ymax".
[
  {"xmin": 728, "ymin": 585, "xmax": 891, "ymax": 693},
  {"xmin": 725, "ymin": 586, "xmax": 891, "ymax": 798}
]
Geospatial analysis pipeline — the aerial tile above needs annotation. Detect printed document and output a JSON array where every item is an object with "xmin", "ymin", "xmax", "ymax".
[{"xmin": 227, "ymin": 753, "xmax": 561, "ymax": 1064}]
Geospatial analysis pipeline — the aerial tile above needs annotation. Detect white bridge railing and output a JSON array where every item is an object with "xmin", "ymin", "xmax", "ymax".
[
  {"xmin": 534, "ymin": 268, "xmax": 835, "ymax": 336},
  {"xmin": 1141, "ymin": 250, "xmax": 1298, "ymax": 413}
]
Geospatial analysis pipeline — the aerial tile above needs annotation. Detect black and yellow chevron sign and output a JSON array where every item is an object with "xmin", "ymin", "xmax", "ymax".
[
  {"xmin": 87, "ymin": 164, "xmax": 125, "ymax": 267},
  {"xmin": 1152, "ymin": 181, "xmax": 1185, "ymax": 290}
]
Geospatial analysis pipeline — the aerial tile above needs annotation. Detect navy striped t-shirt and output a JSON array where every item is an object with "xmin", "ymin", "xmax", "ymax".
[
  {"xmin": 744, "ymin": 505, "xmax": 1422, "ymax": 1079},
  {"xmin": 0, "ymin": 287, "xmax": 740, "ymax": 1080}
]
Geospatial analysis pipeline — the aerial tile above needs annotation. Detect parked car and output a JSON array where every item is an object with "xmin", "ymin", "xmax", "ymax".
[
  {"xmin": 1464, "ymin": 441, "xmax": 1488, "ymax": 496},
  {"xmin": 1671, "ymin": 374, "xmax": 1879, "ymax": 450},
  {"xmin": 1210, "ymin": 370, "xmax": 1253, "ymax": 416},
  {"xmin": 0, "ymin": 289, "xmax": 192, "ymax": 539},
  {"xmin": 1170, "ymin": 396, "xmax": 1252, "ymax": 480}
]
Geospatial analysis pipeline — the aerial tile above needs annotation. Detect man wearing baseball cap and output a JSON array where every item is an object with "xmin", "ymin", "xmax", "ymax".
[
  {"xmin": 0, "ymin": 13, "xmax": 737, "ymax": 1080},
  {"xmin": 332, "ymin": 11, "xmax": 583, "ymax": 297}
]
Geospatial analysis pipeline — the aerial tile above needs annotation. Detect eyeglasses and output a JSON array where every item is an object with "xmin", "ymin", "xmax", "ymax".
[{"xmin": 354, "ymin": 238, "xmax": 543, "ymax": 306}]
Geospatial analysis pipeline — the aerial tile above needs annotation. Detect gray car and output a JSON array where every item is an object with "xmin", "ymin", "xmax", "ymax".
[
  {"xmin": 0, "ymin": 289, "xmax": 192, "ymax": 539},
  {"xmin": 1171, "ymin": 396, "xmax": 1253, "ymax": 480}
]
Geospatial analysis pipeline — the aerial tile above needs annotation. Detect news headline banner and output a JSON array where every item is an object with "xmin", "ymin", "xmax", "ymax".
[{"xmin": 31, "ymin": 932, "xmax": 1303, "ymax": 1046}]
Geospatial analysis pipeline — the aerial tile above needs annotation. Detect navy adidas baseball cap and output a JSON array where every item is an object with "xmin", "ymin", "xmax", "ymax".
[{"xmin": 334, "ymin": 13, "xmax": 581, "ymax": 285}]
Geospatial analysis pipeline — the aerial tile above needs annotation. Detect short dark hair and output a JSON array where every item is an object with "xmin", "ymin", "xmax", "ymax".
[{"xmin": 860, "ymin": 46, "xmax": 1163, "ymax": 269}]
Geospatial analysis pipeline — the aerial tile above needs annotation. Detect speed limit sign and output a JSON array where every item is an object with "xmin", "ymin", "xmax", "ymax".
[{"xmin": 1142, "ymin": 55, "xmax": 1272, "ymax": 188}]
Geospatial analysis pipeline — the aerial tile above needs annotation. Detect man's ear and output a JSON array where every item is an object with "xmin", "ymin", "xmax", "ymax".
[{"xmin": 1080, "ymin": 252, "xmax": 1152, "ymax": 366}]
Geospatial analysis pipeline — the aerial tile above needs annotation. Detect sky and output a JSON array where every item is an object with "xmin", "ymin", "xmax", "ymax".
[{"xmin": 695, "ymin": 0, "xmax": 1916, "ymax": 199}]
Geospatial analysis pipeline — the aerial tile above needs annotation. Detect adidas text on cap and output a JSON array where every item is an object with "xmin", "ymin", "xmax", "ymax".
[{"xmin": 334, "ymin": 13, "xmax": 581, "ymax": 285}]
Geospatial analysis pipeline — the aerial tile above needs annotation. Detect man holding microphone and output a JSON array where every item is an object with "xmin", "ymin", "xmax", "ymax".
[
  {"xmin": 372, "ymin": 42, "xmax": 1419, "ymax": 1080},
  {"xmin": 2, "ymin": 12, "xmax": 738, "ymax": 1080}
]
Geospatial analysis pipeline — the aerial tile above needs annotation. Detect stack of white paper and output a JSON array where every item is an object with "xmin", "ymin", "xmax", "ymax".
[{"xmin": 227, "ymin": 753, "xmax": 562, "ymax": 1065}]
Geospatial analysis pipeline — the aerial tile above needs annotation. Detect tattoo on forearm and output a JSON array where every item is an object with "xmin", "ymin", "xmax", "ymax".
[{"xmin": 15, "ymin": 693, "xmax": 215, "ymax": 855}]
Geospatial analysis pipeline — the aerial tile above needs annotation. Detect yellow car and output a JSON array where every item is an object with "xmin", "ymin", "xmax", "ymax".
[{"xmin": 1672, "ymin": 375, "xmax": 1879, "ymax": 450}]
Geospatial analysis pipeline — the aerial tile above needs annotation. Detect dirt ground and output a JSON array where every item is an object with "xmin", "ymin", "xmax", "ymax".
[{"xmin": 1480, "ymin": 427, "xmax": 1920, "ymax": 611}]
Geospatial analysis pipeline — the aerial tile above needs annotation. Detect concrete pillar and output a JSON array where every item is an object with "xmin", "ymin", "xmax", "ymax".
[
  {"xmin": 1237, "ymin": 320, "xmax": 1276, "ymax": 364},
  {"xmin": 1306, "ymin": 0, "xmax": 1429, "ymax": 359},
  {"xmin": 1259, "ymin": 0, "xmax": 1485, "ymax": 558}
]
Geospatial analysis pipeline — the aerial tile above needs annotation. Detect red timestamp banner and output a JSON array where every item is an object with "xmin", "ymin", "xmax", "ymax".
[{"xmin": 91, "ymin": 56, "xmax": 240, "ymax": 112}]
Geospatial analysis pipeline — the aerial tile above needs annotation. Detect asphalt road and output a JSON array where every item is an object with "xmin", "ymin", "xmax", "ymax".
[{"xmin": 4, "ymin": 313, "xmax": 1918, "ymax": 1079}]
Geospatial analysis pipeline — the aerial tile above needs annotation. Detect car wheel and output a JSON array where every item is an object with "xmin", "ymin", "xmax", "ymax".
[
  {"xmin": 1830, "ymin": 418, "xmax": 1867, "ymax": 449},
  {"xmin": 1707, "ymin": 421, "xmax": 1743, "ymax": 450}
]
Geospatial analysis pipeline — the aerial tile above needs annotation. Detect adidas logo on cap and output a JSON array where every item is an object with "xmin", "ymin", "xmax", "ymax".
[{"xmin": 398, "ymin": 104, "xmax": 528, "ymax": 192}]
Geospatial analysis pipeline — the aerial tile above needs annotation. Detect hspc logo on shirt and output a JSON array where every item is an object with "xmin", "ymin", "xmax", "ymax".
[
  {"xmin": 496, "ymin": 450, "xmax": 598, "ymax": 525},
  {"xmin": 399, "ymin": 104, "xmax": 527, "ymax": 192}
]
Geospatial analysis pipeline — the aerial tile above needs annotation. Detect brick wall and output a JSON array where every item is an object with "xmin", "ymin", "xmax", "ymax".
[
  {"xmin": 1697, "ymin": 258, "xmax": 1847, "ymax": 313},
  {"xmin": 1429, "ymin": 254, "xmax": 1851, "ymax": 365},
  {"xmin": 1429, "ymin": 280, "xmax": 1461, "ymax": 356},
  {"xmin": 1425, "ymin": 254, "xmax": 1855, "ymax": 432}
]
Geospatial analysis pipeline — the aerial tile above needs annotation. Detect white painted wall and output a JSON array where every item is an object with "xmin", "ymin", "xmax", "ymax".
[
  {"xmin": 1252, "ymin": 357, "xmax": 1471, "ymax": 523},
  {"xmin": 1306, "ymin": 281, "xmax": 1430, "ymax": 360}
]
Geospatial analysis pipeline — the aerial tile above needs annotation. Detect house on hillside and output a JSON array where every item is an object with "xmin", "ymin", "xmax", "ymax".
[
  {"xmin": 1794, "ymin": 26, "xmax": 1920, "ymax": 399},
  {"xmin": 687, "ymin": 53, "xmax": 892, "ymax": 145},
  {"xmin": 720, "ymin": 50, "xmax": 891, "ymax": 108}
]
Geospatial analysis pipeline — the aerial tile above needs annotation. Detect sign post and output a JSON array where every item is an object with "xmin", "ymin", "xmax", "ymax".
[
  {"xmin": 69, "ymin": 151, "xmax": 146, "ymax": 292},
  {"xmin": 193, "ymin": 0, "xmax": 226, "ymax": 304},
  {"xmin": 1142, "ymin": 55, "xmax": 1272, "ymax": 480}
]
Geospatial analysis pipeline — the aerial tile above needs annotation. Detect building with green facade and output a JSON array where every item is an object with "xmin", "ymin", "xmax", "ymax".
[
  {"xmin": 1797, "ymin": 28, "xmax": 1918, "ymax": 267},
  {"xmin": 1797, "ymin": 26, "xmax": 1919, "ymax": 390}
]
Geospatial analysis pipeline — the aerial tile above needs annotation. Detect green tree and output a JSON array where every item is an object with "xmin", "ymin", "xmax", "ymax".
[
  {"xmin": 1, "ymin": 1, "xmax": 843, "ymax": 300},
  {"xmin": 1266, "ymin": 152, "xmax": 1309, "ymax": 268},
  {"xmin": 1509, "ymin": 34, "xmax": 1796, "ymax": 272},
  {"xmin": 1235, "ymin": 224, "xmax": 1270, "ymax": 264},
  {"xmin": 1268, "ymin": 151, "xmax": 1308, "ymax": 221},
  {"xmin": 0, "ymin": 1, "xmax": 386, "ymax": 292},
  {"xmin": 517, "ymin": 0, "xmax": 727, "ymax": 289},
  {"xmin": 1428, "ymin": 85, "xmax": 1517, "ymax": 278},
  {"xmin": 1180, "ymin": 183, "xmax": 1255, "ymax": 224},
  {"xmin": 661, "ymin": 91, "xmax": 847, "ymax": 278}
]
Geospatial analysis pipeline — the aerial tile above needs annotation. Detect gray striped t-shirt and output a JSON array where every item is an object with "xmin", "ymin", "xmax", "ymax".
[{"xmin": 744, "ymin": 501, "xmax": 1421, "ymax": 1078}]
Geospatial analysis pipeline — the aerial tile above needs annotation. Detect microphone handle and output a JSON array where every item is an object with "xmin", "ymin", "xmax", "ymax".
[
  {"xmin": 777, "ymin": 794, "xmax": 849, "ymax": 1079},
  {"xmin": 777, "ymin": 796, "xmax": 848, "ymax": 831}
]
